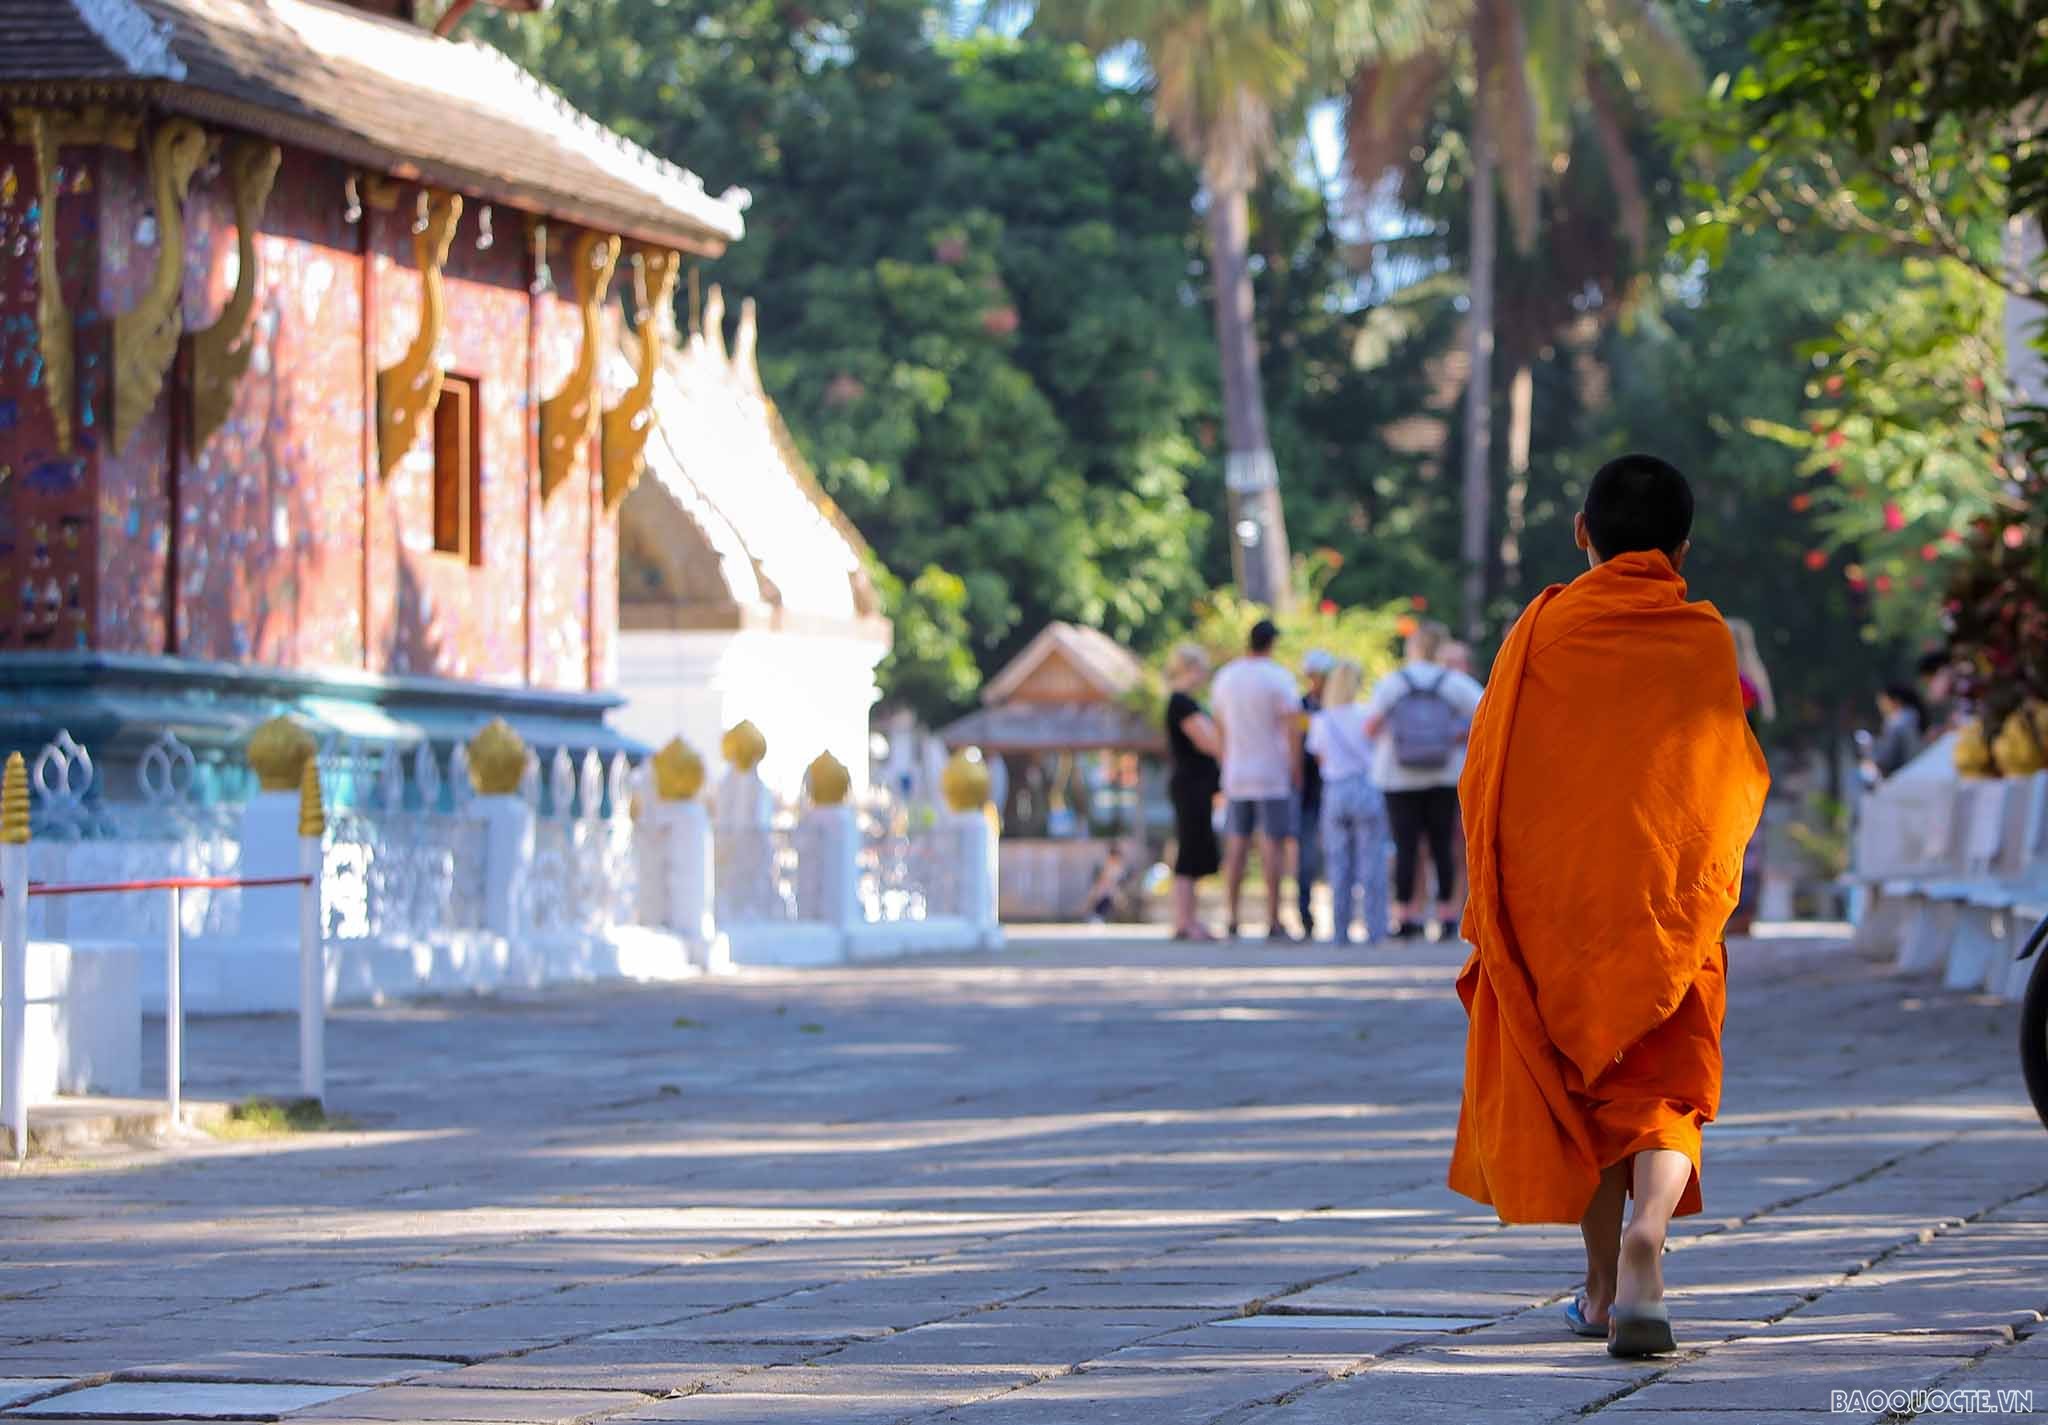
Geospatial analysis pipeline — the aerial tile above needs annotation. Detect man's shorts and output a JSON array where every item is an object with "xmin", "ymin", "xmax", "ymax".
[{"xmin": 1225, "ymin": 797, "xmax": 1298, "ymax": 840}]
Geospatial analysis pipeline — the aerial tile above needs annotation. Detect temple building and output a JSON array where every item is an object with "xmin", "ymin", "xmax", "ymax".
[
  {"xmin": 611, "ymin": 287, "xmax": 890, "ymax": 805},
  {"xmin": 0, "ymin": 0, "xmax": 750, "ymax": 782}
]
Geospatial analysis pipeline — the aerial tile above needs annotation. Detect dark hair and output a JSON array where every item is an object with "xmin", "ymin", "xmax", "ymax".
[
  {"xmin": 1583, "ymin": 453, "xmax": 1693, "ymax": 558},
  {"xmin": 1882, "ymin": 682, "xmax": 1926, "ymax": 728},
  {"xmin": 1915, "ymin": 648, "xmax": 1949, "ymax": 677},
  {"xmin": 1248, "ymin": 619, "xmax": 1279, "ymax": 654}
]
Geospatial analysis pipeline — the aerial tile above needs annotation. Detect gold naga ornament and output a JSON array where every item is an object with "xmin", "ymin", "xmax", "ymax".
[
  {"xmin": 940, "ymin": 749, "xmax": 991, "ymax": 813},
  {"xmin": 467, "ymin": 718, "xmax": 528, "ymax": 796},
  {"xmin": 1954, "ymin": 719, "xmax": 1996, "ymax": 778},
  {"xmin": 721, "ymin": 720, "xmax": 767, "ymax": 774},
  {"xmin": 113, "ymin": 118, "xmax": 209, "ymax": 454},
  {"xmin": 601, "ymin": 245, "xmax": 680, "ymax": 510},
  {"xmin": 806, "ymin": 752, "xmax": 851, "ymax": 807},
  {"xmin": 540, "ymin": 229, "xmax": 622, "ymax": 499},
  {"xmin": 246, "ymin": 714, "xmax": 317, "ymax": 792},
  {"xmin": 376, "ymin": 189, "xmax": 463, "ymax": 478},
  {"xmin": 187, "ymin": 137, "xmax": 282, "ymax": 455},
  {"xmin": 652, "ymin": 737, "xmax": 705, "ymax": 801}
]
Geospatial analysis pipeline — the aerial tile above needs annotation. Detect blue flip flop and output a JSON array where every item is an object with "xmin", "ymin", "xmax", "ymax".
[{"xmin": 1563, "ymin": 1297, "xmax": 1607, "ymax": 1339}]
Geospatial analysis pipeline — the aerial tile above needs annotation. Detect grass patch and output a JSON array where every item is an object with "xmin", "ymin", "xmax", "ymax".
[
  {"xmin": 798, "ymin": 1023, "xmax": 825, "ymax": 1035},
  {"xmin": 207, "ymin": 1096, "xmax": 356, "ymax": 1140},
  {"xmin": 673, "ymin": 1016, "xmax": 704, "ymax": 1030}
]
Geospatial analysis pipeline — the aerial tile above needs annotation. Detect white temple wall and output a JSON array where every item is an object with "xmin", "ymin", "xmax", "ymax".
[{"xmin": 615, "ymin": 628, "xmax": 886, "ymax": 805}]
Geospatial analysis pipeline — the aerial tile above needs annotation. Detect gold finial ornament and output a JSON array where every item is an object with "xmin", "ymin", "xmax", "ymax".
[
  {"xmin": 652, "ymin": 737, "xmax": 705, "ymax": 801},
  {"xmin": 468, "ymin": 718, "xmax": 528, "ymax": 796},
  {"xmin": 246, "ymin": 715, "xmax": 317, "ymax": 792},
  {"xmin": 940, "ymin": 749, "xmax": 991, "ymax": 813},
  {"xmin": 807, "ymin": 752, "xmax": 851, "ymax": 807},
  {"xmin": 1954, "ymin": 719, "xmax": 1995, "ymax": 778},
  {"xmin": 721, "ymin": 720, "xmax": 767, "ymax": 773},
  {"xmin": 1, "ymin": 752, "xmax": 29, "ymax": 845},
  {"xmin": 1994, "ymin": 702, "xmax": 2048, "ymax": 777},
  {"xmin": 297, "ymin": 757, "xmax": 326, "ymax": 838}
]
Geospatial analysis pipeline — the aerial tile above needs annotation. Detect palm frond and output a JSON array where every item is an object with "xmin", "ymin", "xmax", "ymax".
[
  {"xmin": 1520, "ymin": 0, "xmax": 1582, "ymax": 162},
  {"xmin": 1343, "ymin": 48, "xmax": 1449, "ymax": 190},
  {"xmin": 1584, "ymin": 61, "xmax": 1650, "ymax": 260},
  {"xmin": 1586, "ymin": 0, "xmax": 1702, "ymax": 116},
  {"xmin": 1478, "ymin": 0, "xmax": 1544, "ymax": 253}
]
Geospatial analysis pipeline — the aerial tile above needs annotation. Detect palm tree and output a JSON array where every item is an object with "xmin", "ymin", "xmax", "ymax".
[
  {"xmin": 1026, "ymin": 0, "xmax": 1434, "ymax": 610},
  {"xmin": 1347, "ymin": 0, "xmax": 1698, "ymax": 635}
]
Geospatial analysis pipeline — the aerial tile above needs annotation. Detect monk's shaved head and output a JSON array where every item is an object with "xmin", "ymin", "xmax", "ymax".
[{"xmin": 1583, "ymin": 454, "xmax": 1693, "ymax": 559}]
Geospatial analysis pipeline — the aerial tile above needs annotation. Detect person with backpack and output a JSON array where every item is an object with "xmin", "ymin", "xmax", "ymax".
[{"xmin": 1363, "ymin": 620, "xmax": 1485, "ymax": 941}]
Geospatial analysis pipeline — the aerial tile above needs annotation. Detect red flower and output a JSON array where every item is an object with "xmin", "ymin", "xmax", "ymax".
[
  {"xmin": 1804, "ymin": 549, "xmax": 1828, "ymax": 571},
  {"xmin": 1411, "ymin": 595, "xmax": 1429, "ymax": 610},
  {"xmin": 1883, "ymin": 502, "xmax": 1904, "ymax": 532},
  {"xmin": 1921, "ymin": 544, "xmax": 1940, "ymax": 562},
  {"xmin": 1847, "ymin": 574, "xmax": 1868, "ymax": 593},
  {"xmin": 1319, "ymin": 599, "xmax": 1337, "ymax": 616},
  {"xmin": 1824, "ymin": 375, "xmax": 1843, "ymax": 395},
  {"xmin": 1809, "ymin": 421, "xmax": 1825, "ymax": 435},
  {"xmin": 1875, "ymin": 574, "xmax": 1893, "ymax": 594},
  {"xmin": 1825, "ymin": 431, "xmax": 1846, "ymax": 450},
  {"xmin": 1790, "ymin": 493, "xmax": 1812, "ymax": 512},
  {"xmin": 980, "ymin": 306, "xmax": 1020, "ymax": 337},
  {"xmin": 933, "ymin": 235, "xmax": 968, "ymax": 265},
  {"xmin": 1967, "ymin": 375, "xmax": 1985, "ymax": 394},
  {"xmin": 2004, "ymin": 524, "xmax": 2026, "ymax": 549}
]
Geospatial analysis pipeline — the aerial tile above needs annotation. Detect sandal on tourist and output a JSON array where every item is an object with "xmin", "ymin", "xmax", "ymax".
[{"xmin": 1607, "ymin": 1302, "xmax": 1676, "ymax": 1358}]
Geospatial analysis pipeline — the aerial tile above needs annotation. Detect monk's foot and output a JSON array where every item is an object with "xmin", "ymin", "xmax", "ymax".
[{"xmin": 1614, "ymin": 1221, "xmax": 1666, "ymax": 1311}]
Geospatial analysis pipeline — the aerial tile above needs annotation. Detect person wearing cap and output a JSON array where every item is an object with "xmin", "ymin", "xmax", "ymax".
[{"xmin": 1297, "ymin": 648, "xmax": 1336, "ymax": 938}]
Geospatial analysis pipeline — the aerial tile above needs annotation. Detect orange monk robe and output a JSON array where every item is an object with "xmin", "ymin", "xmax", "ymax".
[{"xmin": 1449, "ymin": 550, "xmax": 1768, "ymax": 1225}]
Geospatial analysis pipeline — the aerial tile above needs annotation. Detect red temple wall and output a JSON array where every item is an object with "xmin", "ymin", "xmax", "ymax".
[
  {"xmin": 0, "ymin": 138, "xmax": 99, "ymax": 655},
  {"xmin": 0, "ymin": 129, "xmax": 627, "ymax": 693}
]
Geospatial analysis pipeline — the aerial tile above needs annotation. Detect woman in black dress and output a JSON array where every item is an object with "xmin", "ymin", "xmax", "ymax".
[{"xmin": 1164, "ymin": 643, "xmax": 1224, "ymax": 940}]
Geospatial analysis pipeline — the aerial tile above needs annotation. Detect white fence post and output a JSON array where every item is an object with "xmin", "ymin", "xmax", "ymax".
[
  {"xmin": 2, "ymin": 753, "xmax": 29, "ymax": 1161},
  {"xmin": 297, "ymin": 762, "xmax": 325, "ymax": 1106},
  {"xmin": 799, "ymin": 803, "xmax": 860, "ymax": 947},
  {"xmin": 165, "ymin": 886, "xmax": 182, "ymax": 1126},
  {"xmin": 950, "ymin": 809, "xmax": 1001, "ymax": 951},
  {"xmin": 468, "ymin": 720, "xmax": 536, "ymax": 941}
]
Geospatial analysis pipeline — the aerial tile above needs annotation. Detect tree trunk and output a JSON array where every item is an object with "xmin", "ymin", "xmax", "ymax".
[
  {"xmin": 1460, "ymin": 75, "xmax": 1497, "ymax": 641},
  {"xmin": 1499, "ymin": 359, "xmax": 1533, "ymax": 597},
  {"xmin": 1204, "ymin": 180, "xmax": 1292, "ymax": 611}
]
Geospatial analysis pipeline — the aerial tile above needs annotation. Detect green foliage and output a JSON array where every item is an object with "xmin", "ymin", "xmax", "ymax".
[
  {"xmin": 487, "ymin": 6, "xmax": 1217, "ymax": 723},
  {"xmin": 1516, "ymin": 229, "xmax": 1912, "ymax": 749},
  {"xmin": 1678, "ymin": 0, "xmax": 2044, "ymax": 299},
  {"xmin": 1134, "ymin": 553, "xmax": 1409, "ymax": 720},
  {"xmin": 1746, "ymin": 259, "xmax": 2007, "ymax": 643},
  {"xmin": 208, "ymin": 1097, "xmax": 354, "ymax": 1139}
]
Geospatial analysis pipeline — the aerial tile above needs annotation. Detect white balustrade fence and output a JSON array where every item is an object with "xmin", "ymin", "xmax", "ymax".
[{"xmin": 5, "ymin": 726, "xmax": 999, "ymax": 1013}]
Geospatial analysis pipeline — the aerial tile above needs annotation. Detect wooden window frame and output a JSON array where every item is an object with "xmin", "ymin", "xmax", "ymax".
[{"xmin": 431, "ymin": 373, "xmax": 483, "ymax": 565}]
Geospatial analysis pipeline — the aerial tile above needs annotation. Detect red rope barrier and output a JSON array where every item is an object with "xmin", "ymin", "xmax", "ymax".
[{"xmin": 7, "ymin": 873, "xmax": 314, "ymax": 899}]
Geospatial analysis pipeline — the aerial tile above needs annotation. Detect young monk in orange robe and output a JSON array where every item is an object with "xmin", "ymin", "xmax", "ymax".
[{"xmin": 1449, "ymin": 453, "xmax": 1768, "ymax": 1358}]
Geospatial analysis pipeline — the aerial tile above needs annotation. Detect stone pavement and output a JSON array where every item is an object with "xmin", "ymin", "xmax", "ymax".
[{"xmin": 2, "ymin": 929, "xmax": 2046, "ymax": 1424}]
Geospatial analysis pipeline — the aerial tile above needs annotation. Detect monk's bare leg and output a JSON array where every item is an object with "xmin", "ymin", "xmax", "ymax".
[
  {"xmin": 1616, "ymin": 1149, "xmax": 1692, "ymax": 1309},
  {"xmin": 1222, "ymin": 834, "xmax": 1250, "ymax": 936},
  {"xmin": 1578, "ymin": 1163, "xmax": 1628, "ymax": 1327}
]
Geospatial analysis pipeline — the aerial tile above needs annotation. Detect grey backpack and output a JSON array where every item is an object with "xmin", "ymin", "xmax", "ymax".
[{"xmin": 1388, "ymin": 668, "xmax": 1459, "ymax": 770}]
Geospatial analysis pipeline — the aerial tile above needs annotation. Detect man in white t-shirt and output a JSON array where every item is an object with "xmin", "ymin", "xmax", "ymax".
[
  {"xmin": 1363, "ymin": 620, "xmax": 1485, "ymax": 940},
  {"xmin": 1210, "ymin": 619, "xmax": 1303, "ymax": 940}
]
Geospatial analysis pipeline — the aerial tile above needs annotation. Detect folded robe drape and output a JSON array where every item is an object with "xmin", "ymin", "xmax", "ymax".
[{"xmin": 1449, "ymin": 550, "xmax": 1769, "ymax": 1225}]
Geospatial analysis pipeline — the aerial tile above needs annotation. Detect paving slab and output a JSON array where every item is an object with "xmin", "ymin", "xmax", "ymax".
[
  {"xmin": 7, "ymin": 1381, "xmax": 362, "ymax": 1419},
  {"xmin": 1, "ymin": 932, "xmax": 2041, "ymax": 1424}
]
